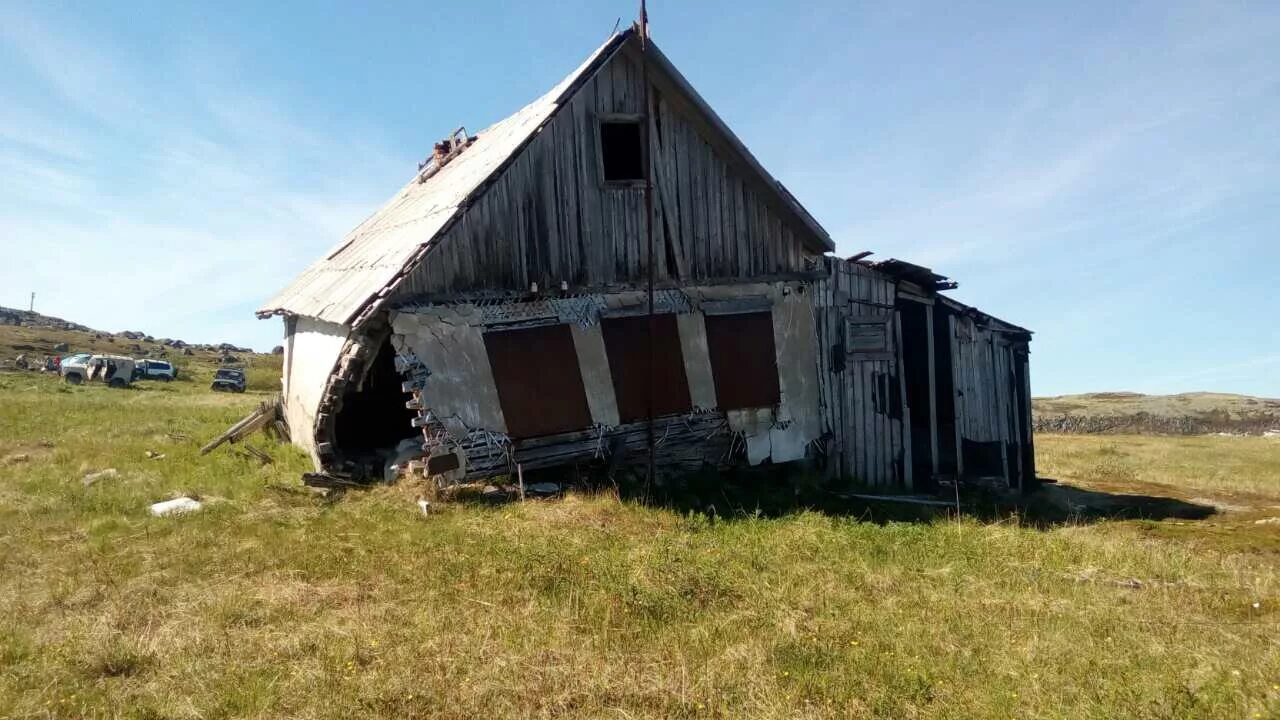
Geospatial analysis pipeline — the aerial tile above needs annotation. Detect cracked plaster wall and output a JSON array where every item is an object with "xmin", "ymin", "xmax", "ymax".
[{"xmin": 391, "ymin": 281, "xmax": 823, "ymax": 466}]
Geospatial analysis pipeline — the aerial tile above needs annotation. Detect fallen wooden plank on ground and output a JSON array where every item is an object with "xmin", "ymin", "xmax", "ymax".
[{"xmin": 201, "ymin": 396, "xmax": 283, "ymax": 455}]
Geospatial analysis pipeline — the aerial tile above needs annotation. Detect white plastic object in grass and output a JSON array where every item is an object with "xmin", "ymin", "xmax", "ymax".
[{"xmin": 149, "ymin": 497, "xmax": 202, "ymax": 517}]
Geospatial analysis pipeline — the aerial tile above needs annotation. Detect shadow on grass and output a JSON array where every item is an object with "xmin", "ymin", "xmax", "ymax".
[
  {"xmin": 1014, "ymin": 479, "xmax": 1216, "ymax": 527},
  {"xmin": 439, "ymin": 463, "xmax": 1217, "ymax": 529}
]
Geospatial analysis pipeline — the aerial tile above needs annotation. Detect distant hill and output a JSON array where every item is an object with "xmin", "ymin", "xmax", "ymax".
[
  {"xmin": 0, "ymin": 305, "xmax": 269, "ymax": 368},
  {"xmin": 0, "ymin": 306, "xmax": 94, "ymax": 334},
  {"xmin": 1033, "ymin": 392, "xmax": 1280, "ymax": 435}
]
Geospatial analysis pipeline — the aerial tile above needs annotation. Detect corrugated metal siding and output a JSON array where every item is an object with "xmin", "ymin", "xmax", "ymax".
[{"xmin": 813, "ymin": 258, "xmax": 903, "ymax": 486}]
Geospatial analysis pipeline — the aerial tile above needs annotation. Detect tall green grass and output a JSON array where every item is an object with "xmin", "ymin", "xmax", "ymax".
[{"xmin": 0, "ymin": 376, "xmax": 1277, "ymax": 718}]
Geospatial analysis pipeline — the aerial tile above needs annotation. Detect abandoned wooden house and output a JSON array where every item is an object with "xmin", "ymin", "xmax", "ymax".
[{"xmin": 257, "ymin": 28, "xmax": 1035, "ymax": 493}]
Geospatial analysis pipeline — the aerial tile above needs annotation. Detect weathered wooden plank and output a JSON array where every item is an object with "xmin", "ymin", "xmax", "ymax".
[
  {"xmin": 950, "ymin": 314, "xmax": 964, "ymax": 477},
  {"xmin": 895, "ymin": 310, "xmax": 912, "ymax": 490},
  {"xmin": 675, "ymin": 115, "xmax": 694, "ymax": 276},
  {"xmin": 734, "ymin": 176, "xmax": 748, "ymax": 276},
  {"xmin": 596, "ymin": 61, "xmax": 614, "ymax": 115},
  {"xmin": 649, "ymin": 104, "xmax": 684, "ymax": 280},
  {"xmin": 686, "ymin": 126, "xmax": 705, "ymax": 278},
  {"xmin": 926, "ymin": 303, "xmax": 938, "ymax": 477},
  {"xmin": 567, "ymin": 113, "xmax": 585, "ymax": 281},
  {"xmin": 706, "ymin": 145, "xmax": 722, "ymax": 276}
]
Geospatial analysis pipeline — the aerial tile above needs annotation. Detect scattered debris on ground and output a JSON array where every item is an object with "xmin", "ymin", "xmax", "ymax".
[
  {"xmin": 82, "ymin": 468, "xmax": 119, "ymax": 486},
  {"xmin": 384, "ymin": 437, "xmax": 426, "ymax": 483},
  {"xmin": 4, "ymin": 453, "xmax": 30, "ymax": 464},
  {"xmin": 301, "ymin": 473, "xmax": 363, "ymax": 490},
  {"xmin": 201, "ymin": 396, "xmax": 286, "ymax": 455},
  {"xmin": 144, "ymin": 450, "xmax": 166, "ymax": 460},
  {"xmin": 149, "ymin": 497, "xmax": 202, "ymax": 516},
  {"xmin": 236, "ymin": 445, "xmax": 273, "ymax": 465}
]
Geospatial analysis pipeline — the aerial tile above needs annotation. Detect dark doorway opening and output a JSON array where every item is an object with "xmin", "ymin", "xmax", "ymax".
[
  {"xmin": 898, "ymin": 301, "xmax": 935, "ymax": 489},
  {"xmin": 332, "ymin": 336, "xmax": 418, "ymax": 456}
]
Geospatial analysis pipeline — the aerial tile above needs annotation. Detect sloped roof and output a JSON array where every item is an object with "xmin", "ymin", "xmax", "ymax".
[
  {"xmin": 257, "ymin": 33, "xmax": 628, "ymax": 325},
  {"xmin": 259, "ymin": 29, "xmax": 834, "ymax": 326}
]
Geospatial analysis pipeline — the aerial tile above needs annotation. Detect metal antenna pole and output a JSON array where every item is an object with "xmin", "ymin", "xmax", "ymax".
[{"xmin": 640, "ymin": 0, "xmax": 656, "ymax": 494}]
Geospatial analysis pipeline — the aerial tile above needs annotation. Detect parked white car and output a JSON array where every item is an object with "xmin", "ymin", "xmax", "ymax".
[
  {"xmin": 62, "ymin": 354, "xmax": 135, "ymax": 388},
  {"xmin": 59, "ymin": 353, "xmax": 92, "ymax": 374},
  {"xmin": 135, "ymin": 359, "xmax": 177, "ymax": 381}
]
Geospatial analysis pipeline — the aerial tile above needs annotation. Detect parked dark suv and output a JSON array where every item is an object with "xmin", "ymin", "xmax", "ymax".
[{"xmin": 211, "ymin": 367, "xmax": 246, "ymax": 393}]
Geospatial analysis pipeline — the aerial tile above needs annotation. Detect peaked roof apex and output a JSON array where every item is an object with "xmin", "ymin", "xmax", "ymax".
[{"xmin": 259, "ymin": 29, "xmax": 833, "ymax": 326}]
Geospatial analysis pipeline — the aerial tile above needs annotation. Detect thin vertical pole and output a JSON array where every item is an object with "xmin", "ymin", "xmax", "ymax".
[
  {"xmin": 640, "ymin": 0, "xmax": 656, "ymax": 492},
  {"xmin": 29, "ymin": 292, "xmax": 35, "ymax": 312}
]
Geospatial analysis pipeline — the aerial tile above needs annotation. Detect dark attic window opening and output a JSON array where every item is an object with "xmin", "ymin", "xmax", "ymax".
[{"xmin": 600, "ymin": 119, "xmax": 645, "ymax": 183}]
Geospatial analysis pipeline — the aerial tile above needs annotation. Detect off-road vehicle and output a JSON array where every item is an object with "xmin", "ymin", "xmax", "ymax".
[
  {"xmin": 211, "ymin": 367, "xmax": 246, "ymax": 393},
  {"xmin": 62, "ymin": 354, "xmax": 135, "ymax": 388}
]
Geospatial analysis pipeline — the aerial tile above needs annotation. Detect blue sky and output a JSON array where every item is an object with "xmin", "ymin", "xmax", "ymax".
[{"xmin": 1, "ymin": 1, "xmax": 1276, "ymax": 397}]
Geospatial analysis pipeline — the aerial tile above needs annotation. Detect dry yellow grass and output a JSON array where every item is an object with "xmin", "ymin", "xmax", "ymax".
[
  {"xmin": 1, "ymin": 375, "xmax": 1278, "ymax": 718},
  {"xmin": 1037, "ymin": 433, "xmax": 1280, "ymax": 502}
]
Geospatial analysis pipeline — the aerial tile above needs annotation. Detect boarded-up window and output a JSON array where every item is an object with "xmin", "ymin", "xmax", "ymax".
[
  {"xmin": 484, "ymin": 324, "xmax": 592, "ymax": 439},
  {"xmin": 847, "ymin": 315, "xmax": 891, "ymax": 356},
  {"xmin": 601, "ymin": 314, "xmax": 692, "ymax": 422},
  {"xmin": 704, "ymin": 311, "xmax": 780, "ymax": 410}
]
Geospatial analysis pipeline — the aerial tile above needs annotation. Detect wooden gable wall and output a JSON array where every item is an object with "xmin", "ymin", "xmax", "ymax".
[{"xmin": 394, "ymin": 47, "xmax": 822, "ymax": 298}]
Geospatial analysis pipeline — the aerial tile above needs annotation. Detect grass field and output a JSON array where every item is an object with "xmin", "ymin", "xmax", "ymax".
[
  {"xmin": 1, "ymin": 372, "xmax": 1278, "ymax": 719},
  {"xmin": 0, "ymin": 323, "xmax": 282, "ymax": 394}
]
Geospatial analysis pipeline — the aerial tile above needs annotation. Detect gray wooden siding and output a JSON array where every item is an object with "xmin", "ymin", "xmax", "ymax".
[
  {"xmin": 394, "ymin": 50, "xmax": 815, "ymax": 298},
  {"xmin": 813, "ymin": 258, "xmax": 904, "ymax": 486},
  {"xmin": 952, "ymin": 314, "xmax": 1033, "ymax": 484},
  {"xmin": 954, "ymin": 316, "xmax": 1019, "ymax": 445}
]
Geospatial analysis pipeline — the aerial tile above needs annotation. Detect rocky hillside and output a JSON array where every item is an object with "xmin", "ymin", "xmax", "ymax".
[
  {"xmin": 0, "ymin": 306, "xmax": 93, "ymax": 334},
  {"xmin": 0, "ymin": 305, "xmax": 276, "ymax": 372},
  {"xmin": 1033, "ymin": 392, "xmax": 1280, "ymax": 435}
]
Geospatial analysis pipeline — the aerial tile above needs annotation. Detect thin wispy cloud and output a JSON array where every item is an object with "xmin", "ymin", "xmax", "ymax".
[
  {"xmin": 0, "ymin": 6, "xmax": 405, "ymax": 349},
  {"xmin": 0, "ymin": 1, "xmax": 1275, "ymax": 396}
]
